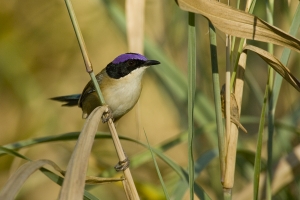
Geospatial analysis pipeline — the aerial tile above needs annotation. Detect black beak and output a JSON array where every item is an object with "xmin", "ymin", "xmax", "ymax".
[{"xmin": 144, "ymin": 60, "xmax": 160, "ymax": 66}]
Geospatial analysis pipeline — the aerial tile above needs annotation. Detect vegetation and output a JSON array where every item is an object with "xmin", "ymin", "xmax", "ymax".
[{"xmin": 0, "ymin": 0, "xmax": 300, "ymax": 199}]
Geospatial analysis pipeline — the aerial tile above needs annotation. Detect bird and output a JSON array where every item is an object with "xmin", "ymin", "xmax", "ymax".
[{"xmin": 51, "ymin": 53, "xmax": 160, "ymax": 121}]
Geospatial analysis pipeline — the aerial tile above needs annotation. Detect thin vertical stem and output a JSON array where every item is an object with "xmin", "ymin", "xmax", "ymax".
[
  {"xmin": 188, "ymin": 12, "xmax": 196, "ymax": 200},
  {"xmin": 253, "ymin": 82, "xmax": 269, "ymax": 200},
  {"xmin": 265, "ymin": 0, "xmax": 274, "ymax": 199},
  {"xmin": 224, "ymin": 2, "xmax": 232, "ymax": 198},
  {"xmin": 208, "ymin": 22, "xmax": 225, "ymax": 183},
  {"xmin": 64, "ymin": 0, "xmax": 106, "ymax": 104},
  {"xmin": 224, "ymin": 33, "xmax": 232, "ymax": 200},
  {"xmin": 225, "ymin": 0, "xmax": 231, "ymax": 153},
  {"xmin": 225, "ymin": 34, "xmax": 231, "ymax": 143}
]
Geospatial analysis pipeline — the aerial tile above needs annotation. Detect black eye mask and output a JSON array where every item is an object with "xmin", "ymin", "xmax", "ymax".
[{"xmin": 106, "ymin": 59, "xmax": 146, "ymax": 79}]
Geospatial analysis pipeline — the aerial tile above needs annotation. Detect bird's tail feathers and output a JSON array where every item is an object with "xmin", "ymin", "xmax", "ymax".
[{"xmin": 50, "ymin": 94, "xmax": 81, "ymax": 107}]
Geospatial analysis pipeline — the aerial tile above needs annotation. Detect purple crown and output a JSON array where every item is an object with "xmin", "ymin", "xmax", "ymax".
[{"xmin": 112, "ymin": 53, "xmax": 147, "ymax": 64}]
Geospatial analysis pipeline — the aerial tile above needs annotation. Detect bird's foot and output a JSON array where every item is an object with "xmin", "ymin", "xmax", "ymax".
[
  {"xmin": 101, "ymin": 107, "xmax": 113, "ymax": 123},
  {"xmin": 114, "ymin": 157, "xmax": 130, "ymax": 172}
]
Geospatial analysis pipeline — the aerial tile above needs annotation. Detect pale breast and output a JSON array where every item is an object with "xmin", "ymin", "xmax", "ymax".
[{"xmin": 101, "ymin": 68, "xmax": 146, "ymax": 119}]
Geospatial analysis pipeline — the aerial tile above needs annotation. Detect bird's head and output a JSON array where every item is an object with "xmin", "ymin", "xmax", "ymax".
[{"xmin": 106, "ymin": 53, "xmax": 160, "ymax": 79}]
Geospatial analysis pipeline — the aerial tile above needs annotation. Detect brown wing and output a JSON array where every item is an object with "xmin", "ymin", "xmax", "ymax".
[{"xmin": 78, "ymin": 70, "xmax": 105, "ymax": 108}]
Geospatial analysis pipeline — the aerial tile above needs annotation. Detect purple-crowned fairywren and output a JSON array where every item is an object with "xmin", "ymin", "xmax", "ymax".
[{"xmin": 51, "ymin": 53, "xmax": 160, "ymax": 121}]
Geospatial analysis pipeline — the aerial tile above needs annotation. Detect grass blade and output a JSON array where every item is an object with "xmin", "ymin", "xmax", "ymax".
[
  {"xmin": 188, "ymin": 12, "xmax": 196, "ymax": 200},
  {"xmin": 208, "ymin": 22, "xmax": 225, "ymax": 183},
  {"xmin": 0, "ymin": 147, "xmax": 99, "ymax": 200},
  {"xmin": 265, "ymin": 1, "xmax": 274, "ymax": 199},
  {"xmin": 0, "ymin": 159, "xmax": 62, "ymax": 200},
  {"xmin": 253, "ymin": 84, "xmax": 268, "ymax": 200},
  {"xmin": 143, "ymin": 130, "xmax": 170, "ymax": 199}
]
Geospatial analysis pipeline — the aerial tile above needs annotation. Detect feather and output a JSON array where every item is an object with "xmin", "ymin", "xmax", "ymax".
[{"xmin": 50, "ymin": 94, "xmax": 81, "ymax": 107}]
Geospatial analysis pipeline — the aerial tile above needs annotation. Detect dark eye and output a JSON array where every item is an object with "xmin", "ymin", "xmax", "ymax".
[{"xmin": 128, "ymin": 60, "xmax": 135, "ymax": 66}]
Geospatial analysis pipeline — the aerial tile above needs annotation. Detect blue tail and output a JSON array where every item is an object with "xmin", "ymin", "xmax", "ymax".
[{"xmin": 50, "ymin": 94, "xmax": 81, "ymax": 107}]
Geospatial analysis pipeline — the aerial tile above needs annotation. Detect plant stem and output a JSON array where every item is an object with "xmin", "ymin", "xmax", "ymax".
[
  {"xmin": 208, "ymin": 22, "xmax": 225, "ymax": 183},
  {"xmin": 188, "ymin": 12, "xmax": 196, "ymax": 200},
  {"xmin": 265, "ymin": 0, "xmax": 274, "ymax": 199}
]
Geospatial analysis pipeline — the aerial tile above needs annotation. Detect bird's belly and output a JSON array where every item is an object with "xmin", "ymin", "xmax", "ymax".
[{"xmin": 102, "ymin": 82, "xmax": 142, "ymax": 120}]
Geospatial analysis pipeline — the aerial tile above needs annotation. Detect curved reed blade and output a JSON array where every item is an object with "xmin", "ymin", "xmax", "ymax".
[
  {"xmin": 243, "ymin": 45, "xmax": 300, "ymax": 92},
  {"xmin": 176, "ymin": 0, "xmax": 300, "ymax": 52},
  {"xmin": 59, "ymin": 106, "xmax": 107, "ymax": 200}
]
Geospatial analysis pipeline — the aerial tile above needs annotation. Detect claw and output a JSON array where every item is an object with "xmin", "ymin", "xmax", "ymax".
[
  {"xmin": 114, "ymin": 157, "xmax": 130, "ymax": 172},
  {"xmin": 101, "ymin": 107, "xmax": 113, "ymax": 123}
]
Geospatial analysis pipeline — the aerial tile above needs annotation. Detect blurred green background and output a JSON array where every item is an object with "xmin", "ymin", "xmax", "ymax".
[{"xmin": 0, "ymin": 0, "xmax": 300, "ymax": 199}]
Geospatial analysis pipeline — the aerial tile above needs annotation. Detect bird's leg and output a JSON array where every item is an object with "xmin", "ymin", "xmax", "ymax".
[
  {"xmin": 114, "ymin": 154, "xmax": 130, "ymax": 172},
  {"xmin": 101, "ymin": 106, "xmax": 113, "ymax": 123}
]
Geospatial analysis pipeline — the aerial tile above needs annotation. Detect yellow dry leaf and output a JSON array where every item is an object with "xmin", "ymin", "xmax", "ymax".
[
  {"xmin": 243, "ymin": 45, "xmax": 300, "ymax": 92},
  {"xmin": 59, "ymin": 106, "xmax": 108, "ymax": 200},
  {"xmin": 0, "ymin": 159, "xmax": 65, "ymax": 200},
  {"xmin": 176, "ymin": 0, "xmax": 300, "ymax": 52}
]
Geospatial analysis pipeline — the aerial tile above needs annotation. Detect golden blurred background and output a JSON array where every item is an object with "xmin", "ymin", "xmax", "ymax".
[{"xmin": 0, "ymin": 0, "xmax": 300, "ymax": 199}]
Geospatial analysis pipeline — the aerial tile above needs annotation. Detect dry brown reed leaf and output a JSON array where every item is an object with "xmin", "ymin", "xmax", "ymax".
[
  {"xmin": 243, "ymin": 45, "xmax": 300, "ymax": 92},
  {"xmin": 224, "ymin": 42, "xmax": 248, "ymax": 188},
  {"xmin": 176, "ymin": 0, "xmax": 300, "ymax": 52},
  {"xmin": 59, "ymin": 105, "xmax": 108, "ymax": 200},
  {"xmin": 0, "ymin": 159, "xmax": 64, "ymax": 200}
]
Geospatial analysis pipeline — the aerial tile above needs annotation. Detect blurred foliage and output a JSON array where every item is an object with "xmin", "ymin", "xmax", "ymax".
[{"xmin": 0, "ymin": 0, "xmax": 300, "ymax": 199}]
